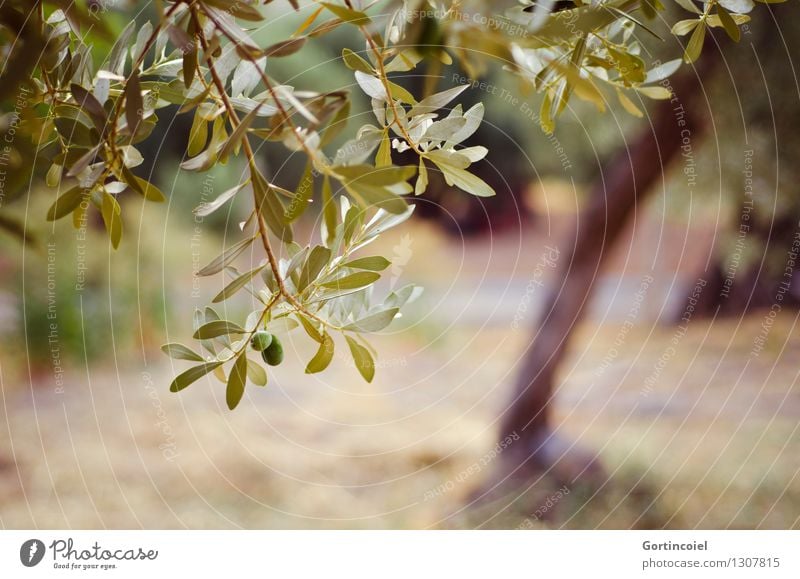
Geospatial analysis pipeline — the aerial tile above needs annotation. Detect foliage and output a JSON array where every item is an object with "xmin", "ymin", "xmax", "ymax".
[{"xmin": 0, "ymin": 0, "xmax": 773, "ymax": 408}]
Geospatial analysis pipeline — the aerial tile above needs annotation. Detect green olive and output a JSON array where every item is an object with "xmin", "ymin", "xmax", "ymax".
[
  {"xmin": 250, "ymin": 331, "xmax": 273, "ymax": 352},
  {"xmin": 261, "ymin": 336, "xmax": 284, "ymax": 366}
]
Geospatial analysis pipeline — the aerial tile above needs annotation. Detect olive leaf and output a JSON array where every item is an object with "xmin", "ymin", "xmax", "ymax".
[
  {"xmin": 193, "ymin": 320, "xmax": 247, "ymax": 339},
  {"xmin": 170, "ymin": 361, "xmax": 224, "ymax": 393},
  {"xmin": 345, "ymin": 335, "xmax": 375, "ymax": 382},
  {"xmin": 306, "ymin": 333, "xmax": 335, "ymax": 374},
  {"xmin": 161, "ymin": 343, "xmax": 205, "ymax": 362},
  {"xmin": 226, "ymin": 351, "xmax": 248, "ymax": 410}
]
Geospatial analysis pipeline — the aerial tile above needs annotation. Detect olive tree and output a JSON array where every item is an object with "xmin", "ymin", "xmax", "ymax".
[{"xmin": 0, "ymin": 0, "xmax": 770, "ymax": 413}]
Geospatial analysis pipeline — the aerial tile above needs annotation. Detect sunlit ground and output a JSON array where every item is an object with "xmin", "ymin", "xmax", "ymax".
[{"xmin": 1, "ymin": 195, "xmax": 798, "ymax": 529}]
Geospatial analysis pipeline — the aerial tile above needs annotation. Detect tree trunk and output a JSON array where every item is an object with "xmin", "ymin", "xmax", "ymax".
[{"xmin": 497, "ymin": 55, "xmax": 719, "ymax": 483}]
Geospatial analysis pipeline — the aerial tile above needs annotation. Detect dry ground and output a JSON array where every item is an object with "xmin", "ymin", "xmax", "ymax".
[{"xmin": 1, "ymin": 218, "xmax": 798, "ymax": 529}]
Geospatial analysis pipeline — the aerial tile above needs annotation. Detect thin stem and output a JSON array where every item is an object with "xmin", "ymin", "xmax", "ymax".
[
  {"xmin": 361, "ymin": 31, "xmax": 422, "ymax": 154},
  {"xmin": 194, "ymin": 12, "xmax": 333, "ymax": 330}
]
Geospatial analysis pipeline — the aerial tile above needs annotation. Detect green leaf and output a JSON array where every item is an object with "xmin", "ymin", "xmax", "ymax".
[
  {"xmin": 320, "ymin": 271, "xmax": 380, "ymax": 290},
  {"xmin": 345, "ymin": 335, "xmax": 374, "ymax": 382},
  {"xmin": 340, "ymin": 256, "xmax": 391, "ymax": 271},
  {"xmin": 193, "ymin": 320, "xmax": 247, "ymax": 339},
  {"xmin": 617, "ymin": 90, "xmax": 643, "ymax": 118},
  {"xmin": 298, "ymin": 245, "xmax": 332, "ymax": 291},
  {"xmin": 407, "ymin": 84, "xmax": 469, "ymax": 117},
  {"xmin": 644, "ymin": 59, "xmax": 682, "ymax": 84},
  {"xmin": 341, "ymin": 48, "xmax": 373, "ymax": 73},
  {"xmin": 320, "ymin": 2, "xmax": 370, "ymax": 24},
  {"xmin": 306, "ymin": 333, "xmax": 335, "ymax": 374},
  {"xmin": 430, "ymin": 159, "xmax": 495, "ymax": 197},
  {"xmin": 344, "ymin": 307, "xmax": 399, "ymax": 332},
  {"xmin": 219, "ymin": 102, "xmax": 264, "ymax": 159},
  {"xmin": 415, "ymin": 158, "xmax": 428, "ymax": 196},
  {"xmin": 247, "ymin": 358, "xmax": 268, "ymax": 386},
  {"xmin": 125, "ymin": 70, "xmax": 144, "ymax": 137},
  {"xmin": 297, "ymin": 314, "xmax": 323, "ymax": 343},
  {"xmin": 335, "ymin": 164, "xmax": 416, "ymax": 186},
  {"xmin": 226, "ymin": 351, "xmax": 248, "ymax": 410},
  {"xmin": 104, "ymin": 20, "xmax": 136, "ymax": 75},
  {"xmin": 212, "ymin": 265, "xmax": 265, "ymax": 303},
  {"xmin": 263, "ymin": 37, "xmax": 307, "ymax": 57},
  {"xmin": 717, "ymin": 0, "xmax": 755, "ymax": 13},
  {"xmin": 671, "ymin": 19, "xmax": 699, "ymax": 36},
  {"xmin": 205, "ymin": 0, "xmax": 264, "ymax": 20},
  {"xmin": 161, "ymin": 343, "xmax": 205, "ymax": 362},
  {"xmin": 423, "ymin": 117, "xmax": 467, "ymax": 141},
  {"xmin": 683, "ymin": 21, "xmax": 706, "ymax": 63},
  {"xmin": 636, "ymin": 86, "xmax": 673, "ymax": 99},
  {"xmin": 354, "ymin": 70, "xmax": 387, "ymax": 100},
  {"xmin": 716, "ymin": 5, "xmax": 741, "ymax": 41},
  {"xmin": 70, "ymin": 83, "xmax": 106, "ymax": 129},
  {"xmin": 284, "ymin": 162, "xmax": 314, "ymax": 223},
  {"xmin": 252, "ymin": 164, "xmax": 293, "ymax": 242},
  {"xmin": 46, "ymin": 186, "xmax": 85, "ymax": 221},
  {"xmin": 345, "ymin": 183, "xmax": 409, "ymax": 214},
  {"xmin": 169, "ymin": 361, "xmax": 223, "ymax": 393},
  {"xmin": 320, "ymin": 100, "xmax": 351, "ymax": 147},
  {"xmin": 375, "ymin": 131, "xmax": 392, "ymax": 167},
  {"xmin": 194, "ymin": 181, "xmax": 248, "ymax": 217},
  {"xmin": 183, "ymin": 42, "xmax": 198, "ymax": 88},
  {"xmin": 100, "ymin": 191, "xmax": 123, "ymax": 249},
  {"xmin": 121, "ymin": 166, "xmax": 167, "ymax": 202},
  {"xmin": 198, "ymin": 235, "xmax": 256, "ymax": 276},
  {"xmin": 387, "ymin": 81, "xmax": 417, "ymax": 105},
  {"xmin": 322, "ymin": 175, "xmax": 338, "ymax": 246}
]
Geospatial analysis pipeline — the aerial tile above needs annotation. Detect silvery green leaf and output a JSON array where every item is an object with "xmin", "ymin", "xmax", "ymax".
[
  {"xmin": 169, "ymin": 362, "xmax": 224, "ymax": 393},
  {"xmin": 432, "ymin": 160, "xmax": 495, "ymax": 197},
  {"xmin": 193, "ymin": 320, "xmax": 247, "ymax": 339},
  {"xmin": 194, "ymin": 182, "xmax": 249, "ymax": 217},
  {"xmin": 355, "ymin": 70, "xmax": 388, "ymax": 101},
  {"xmin": 212, "ymin": 265, "xmax": 265, "ymax": 303},
  {"xmin": 457, "ymin": 146, "xmax": 488, "ymax": 163},
  {"xmin": 407, "ymin": 84, "xmax": 469, "ymax": 117},
  {"xmin": 161, "ymin": 343, "xmax": 205, "ymax": 362},
  {"xmin": 305, "ymin": 333, "xmax": 335, "ymax": 374},
  {"xmin": 198, "ymin": 236, "xmax": 256, "ymax": 276},
  {"xmin": 448, "ymin": 103, "xmax": 485, "ymax": 144},
  {"xmin": 341, "ymin": 256, "xmax": 391, "ymax": 271},
  {"xmin": 232, "ymin": 57, "xmax": 266, "ymax": 97},
  {"xmin": 320, "ymin": 271, "xmax": 380, "ymax": 290},
  {"xmin": 334, "ymin": 128, "xmax": 383, "ymax": 165},
  {"xmin": 298, "ymin": 245, "xmax": 332, "ymax": 291},
  {"xmin": 425, "ymin": 149, "xmax": 471, "ymax": 169},
  {"xmin": 422, "ymin": 117, "xmax": 467, "ymax": 141},
  {"xmin": 146, "ymin": 58, "xmax": 184, "ymax": 77},
  {"xmin": 230, "ymin": 97, "xmax": 279, "ymax": 117},
  {"xmin": 644, "ymin": 59, "xmax": 682, "ymax": 84},
  {"xmin": 344, "ymin": 308, "xmax": 399, "ymax": 332},
  {"xmin": 385, "ymin": 284, "xmax": 424, "ymax": 309},
  {"xmin": 104, "ymin": 20, "xmax": 135, "ymax": 76},
  {"xmin": 267, "ymin": 317, "xmax": 300, "ymax": 333},
  {"xmin": 132, "ymin": 21, "xmax": 153, "ymax": 64},
  {"xmin": 346, "ymin": 336, "xmax": 374, "ymax": 382},
  {"xmin": 717, "ymin": 0, "xmax": 754, "ymax": 13}
]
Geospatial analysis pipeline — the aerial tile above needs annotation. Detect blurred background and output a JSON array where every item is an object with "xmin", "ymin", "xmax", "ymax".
[{"xmin": 0, "ymin": 2, "xmax": 798, "ymax": 529}]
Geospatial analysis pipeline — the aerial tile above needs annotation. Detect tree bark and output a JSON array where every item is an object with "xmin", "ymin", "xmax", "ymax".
[{"xmin": 497, "ymin": 55, "xmax": 719, "ymax": 481}]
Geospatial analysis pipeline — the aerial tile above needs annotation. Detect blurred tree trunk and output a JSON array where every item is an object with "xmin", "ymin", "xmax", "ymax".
[{"xmin": 497, "ymin": 54, "xmax": 720, "ymax": 483}]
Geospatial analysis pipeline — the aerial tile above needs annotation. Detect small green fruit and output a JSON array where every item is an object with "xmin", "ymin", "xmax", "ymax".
[
  {"xmin": 251, "ymin": 331, "xmax": 273, "ymax": 352},
  {"xmin": 261, "ymin": 336, "xmax": 284, "ymax": 366}
]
